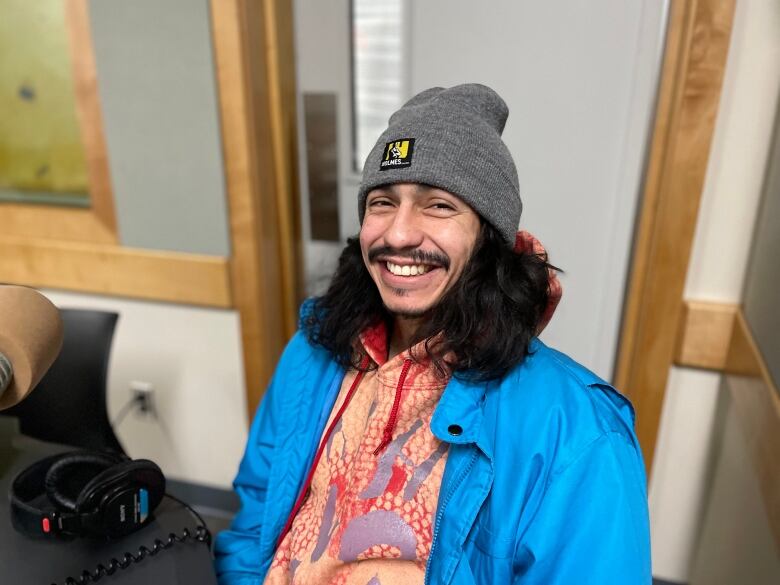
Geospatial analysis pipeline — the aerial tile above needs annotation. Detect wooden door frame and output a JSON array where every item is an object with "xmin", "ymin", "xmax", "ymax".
[
  {"xmin": 210, "ymin": 0, "xmax": 302, "ymax": 418},
  {"xmin": 614, "ymin": 0, "xmax": 737, "ymax": 475},
  {"xmin": 0, "ymin": 0, "xmax": 116, "ymax": 244}
]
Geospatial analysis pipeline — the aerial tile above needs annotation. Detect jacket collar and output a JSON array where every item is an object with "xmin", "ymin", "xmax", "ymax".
[
  {"xmin": 430, "ymin": 375, "xmax": 494, "ymax": 460},
  {"xmin": 429, "ymin": 337, "xmax": 544, "ymax": 461}
]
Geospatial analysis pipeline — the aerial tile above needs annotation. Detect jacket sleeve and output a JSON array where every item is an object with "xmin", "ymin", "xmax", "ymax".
[
  {"xmin": 213, "ymin": 368, "xmax": 284, "ymax": 585},
  {"xmin": 513, "ymin": 431, "xmax": 652, "ymax": 585}
]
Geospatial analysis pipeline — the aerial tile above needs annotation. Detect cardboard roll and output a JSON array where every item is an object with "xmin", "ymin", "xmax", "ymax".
[{"xmin": 0, "ymin": 286, "xmax": 63, "ymax": 410}]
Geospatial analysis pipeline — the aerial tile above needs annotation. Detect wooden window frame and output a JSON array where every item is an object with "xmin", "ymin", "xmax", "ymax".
[
  {"xmin": 0, "ymin": 0, "xmax": 117, "ymax": 245},
  {"xmin": 0, "ymin": 0, "xmax": 240, "ymax": 310},
  {"xmin": 614, "ymin": 0, "xmax": 737, "ymax": 474},
  {"xmin": 210, "ymin": 0, "xmax": 302, "ymax": 417}
]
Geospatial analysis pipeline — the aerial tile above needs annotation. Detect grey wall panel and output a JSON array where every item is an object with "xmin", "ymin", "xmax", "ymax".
[
  {"xmin": 689, "ymin": 388, "xmax": 780, "ymax": 585},
  {"xmin": 743, "ymin": 105, "xmax": 780, "ymax": 389},
  {"xmin": 88, "ymin": 0, "xmax": 230, "ymax": 256}
]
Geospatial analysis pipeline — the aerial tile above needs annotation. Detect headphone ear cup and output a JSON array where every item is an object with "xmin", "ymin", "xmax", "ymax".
[
  {"xmin": 43, "ymin": 451, "xmax": 126, "ymax": 512},
  {"xmin": 75, "ymin": 459, "xmax": 165, "ymax": 518}
]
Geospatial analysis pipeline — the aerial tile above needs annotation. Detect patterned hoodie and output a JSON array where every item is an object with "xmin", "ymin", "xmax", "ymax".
[{"xmin": 264, "ymin": 319, "xmax": 451, "ymax": 585}]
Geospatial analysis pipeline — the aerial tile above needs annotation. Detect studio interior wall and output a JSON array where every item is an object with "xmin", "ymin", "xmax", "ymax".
[
  {"xmin": 648, "ymin": 0, "xmax": 780, "ymax": 580},
  {"xmin": 407, "ymin": 0, "xmax": 668, "ymax": 380},
  {"xmin": 41, "ymin": 290, "xmax": 249, "ymax": 490}
]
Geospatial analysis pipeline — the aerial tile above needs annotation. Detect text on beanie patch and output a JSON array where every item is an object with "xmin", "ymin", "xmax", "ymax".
[{"xmin": 380, "ymin": 138, "xmax": 415, "ymax": 170}]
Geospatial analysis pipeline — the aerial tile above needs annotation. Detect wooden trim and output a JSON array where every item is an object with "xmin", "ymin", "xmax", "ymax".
[
  {"xmin": 614, "ymin": 0, "xmax": 736, "ymax": 475},
  {"xmin": 674, "ymin": 301, "xmax": 738, "ymax": 370},
  {"xmin": 726, "ymin": 310, "xmax": 780, "ymax": 551},
  {"xmin": 725, "ymin": 310, "xmax": 763, "ymax": 378},
  {"xmin": 210, "ymin": 0, "xmax": 301, "ymax": 417},
  {"xmin": 0, "ymin": 236, "xmax": 231, "ymax": 308},
  {"xmin": 0, "ymin": 0, "xmax": 118, "ymax": 244},
  {"xmin": 0, "ymin": 204, "xmax": 115, "ymax": 244},
  {"xmin": 261, "ymin": 0, "xmax": 303, "ymax": 337},
  {"xmin": 64, "ymin": 0, "xmax": 117, "ymax": 236},
  {"xmin": 1, "ymin": 3, "xmax": 247, "ymax": 311}
]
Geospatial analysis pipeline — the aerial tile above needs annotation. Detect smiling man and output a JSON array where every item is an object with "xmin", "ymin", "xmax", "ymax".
[
  {"xmin": 361, "ymin": 182, "xmax": 481, "ymax": 357},
  {"xmin": 214, "ymin": 84, "xmax": 651, "ymax": 585}
]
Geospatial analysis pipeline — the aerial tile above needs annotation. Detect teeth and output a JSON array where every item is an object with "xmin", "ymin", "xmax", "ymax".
[{"xmin": 386, "ymin": 261, "xmax": 430, "ymax": 277}]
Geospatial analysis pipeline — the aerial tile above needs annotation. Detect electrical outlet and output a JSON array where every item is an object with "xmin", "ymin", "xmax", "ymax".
[{"xmin": 129, "ymin": 381, "xmax": 156, "ymax": 418}]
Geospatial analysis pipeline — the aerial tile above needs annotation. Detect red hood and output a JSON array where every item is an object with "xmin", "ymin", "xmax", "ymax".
[{"xmin": 514, "ymin": 230, "xmax": 562, "ymax": 335}]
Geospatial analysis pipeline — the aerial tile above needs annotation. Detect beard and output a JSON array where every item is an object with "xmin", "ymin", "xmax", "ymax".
[
  {"xmin": 388, "ymin": 307, "xmax": 430, "ymax": 319},
  {"xmin": 382, "ymin": 289, "xmax": 435, "ymax": 319}
]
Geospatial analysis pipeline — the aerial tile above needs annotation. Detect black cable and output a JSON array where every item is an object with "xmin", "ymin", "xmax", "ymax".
[
  {"xmin": 52, "ymin": 494, "xmax": 213, "ymax": 585},
  {"xmin": 163, "ymin": 492, "xmax": 213, "ymax": 548}
]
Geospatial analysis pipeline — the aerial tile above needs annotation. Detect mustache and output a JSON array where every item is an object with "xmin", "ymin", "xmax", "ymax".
[{"xmin": 368, "ymin": 246, "xmax": 450, "ymax": 270}]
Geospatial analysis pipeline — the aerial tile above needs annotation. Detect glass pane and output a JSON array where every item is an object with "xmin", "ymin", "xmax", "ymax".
[
  {"xmin": 304, "ymin": 93, "xmax": 340, "ymax": 241},
  {"xmin": 351, "ymin": 0, "xmax": 405, "ymax": 171},
  {"xmin": 0, "ymin": 0, "xmax": 90, "ymax": 206}
]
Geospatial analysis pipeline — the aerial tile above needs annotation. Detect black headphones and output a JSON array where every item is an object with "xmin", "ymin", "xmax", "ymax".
[{"xmin": 9, "ymin": 450, "xmax": 165, "ymax": 539}]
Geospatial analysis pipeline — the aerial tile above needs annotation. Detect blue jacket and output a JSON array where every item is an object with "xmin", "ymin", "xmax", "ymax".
[{"xmin": 214, "ymin": 319, "xmax": 651, "ymax": 584}]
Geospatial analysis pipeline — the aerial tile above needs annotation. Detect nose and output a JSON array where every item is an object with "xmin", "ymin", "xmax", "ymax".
[{"xmin": 383, "ymin": 203, "xmax": 424, "ymax": 250}]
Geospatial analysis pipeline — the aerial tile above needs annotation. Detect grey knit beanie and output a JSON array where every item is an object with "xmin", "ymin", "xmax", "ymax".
[{"xmin": 358, "ymin": 83, "xmax": 521, "ymax": 247}]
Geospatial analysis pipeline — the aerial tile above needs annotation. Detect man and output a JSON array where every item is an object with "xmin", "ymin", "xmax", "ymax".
[{"xmin": 215, "ymin": 84, "xmax": 651, "ymax": 584}]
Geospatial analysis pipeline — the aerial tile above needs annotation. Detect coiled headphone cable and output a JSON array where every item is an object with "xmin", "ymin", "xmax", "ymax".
[{"xmin": 54, "ymin": 493, "xmax": 213, "ymax": 585}]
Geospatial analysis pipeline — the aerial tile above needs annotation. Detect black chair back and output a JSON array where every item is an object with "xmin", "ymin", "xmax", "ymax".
[{"xmin": 1, "ymin": 309, "xmax": 124, "ymax": 453}]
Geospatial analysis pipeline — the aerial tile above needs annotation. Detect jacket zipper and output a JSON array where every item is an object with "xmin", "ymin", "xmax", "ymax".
[{"xmin": 425, "ymin": 447, "xmax": 479, "ymax": 585}]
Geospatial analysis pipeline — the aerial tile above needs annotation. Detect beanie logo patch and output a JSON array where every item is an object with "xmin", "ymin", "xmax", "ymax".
[{"xmin": 380, "ymin": 139, "xmax": 415, "ymax": 171}]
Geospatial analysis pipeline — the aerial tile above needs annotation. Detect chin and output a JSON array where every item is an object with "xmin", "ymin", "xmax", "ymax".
[
  {"xmin": 381, "ymin": 295, "xmax": 436, "ymax": 319},
  {"xmin": 387, "ymin": 307, "xmax": 430, "ymax": 319}
]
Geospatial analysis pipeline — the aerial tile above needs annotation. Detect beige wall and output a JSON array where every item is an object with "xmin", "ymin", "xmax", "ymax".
[
  {"xmin": 648, "ymin": 0, "xmax": 780, "ymax": 580},
  {"xmin": 41, "ymin": 290, "xmax": 249, "ymax": 489}
]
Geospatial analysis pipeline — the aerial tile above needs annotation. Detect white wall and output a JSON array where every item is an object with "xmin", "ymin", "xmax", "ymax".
[
  {"xmin": 648, "ymin": 0, "xmax": 780, "ymax": 581},
  {"xmin": 40, "ymin": 290, "xmax": 249, "ymax": 490},
  {"xmin": 407, "ymin": 0, "xmax": 668, "ymax": 379}
]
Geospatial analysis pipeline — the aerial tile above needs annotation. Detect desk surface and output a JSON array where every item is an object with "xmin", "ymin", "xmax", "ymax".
[{"xmin": 0, "ymin": 434, "xmax": 218, "ymax": 585}]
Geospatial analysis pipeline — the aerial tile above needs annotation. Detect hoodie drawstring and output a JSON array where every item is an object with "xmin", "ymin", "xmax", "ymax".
[
  {"xmin": 373, "ymin": 358, "xmax": 412, "ymax": 455},
  {"xmin": 277, "ymin": 355, "xmax": 414, "ymax": 547},
  {"xmin": 277, "ymin": 355, "xmax": 370, "ymax": 548}
]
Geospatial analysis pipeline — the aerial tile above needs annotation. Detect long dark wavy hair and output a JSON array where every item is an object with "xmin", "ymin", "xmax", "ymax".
[{"xmin": 303, "ymin": 222, "xmax": 562, "ymax": 382}]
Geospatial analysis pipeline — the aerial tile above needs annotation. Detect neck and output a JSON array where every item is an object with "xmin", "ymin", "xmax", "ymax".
[{"xmin": 388, "ymin": 316, "xmax": 425, "ymax": 360}]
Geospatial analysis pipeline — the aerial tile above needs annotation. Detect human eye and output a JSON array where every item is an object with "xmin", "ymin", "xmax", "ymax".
[
  {"xmin": 368, "ymin": 197, "xmax": 393, "ymax": 207},
  {"xmin": 367, "ymin": 196, "xmax": 396, "ymax": 213},
  {"xmin": 429, "ymin": 200, "xmax": 456, "ymax": 211}
]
